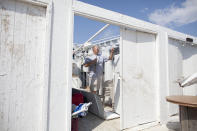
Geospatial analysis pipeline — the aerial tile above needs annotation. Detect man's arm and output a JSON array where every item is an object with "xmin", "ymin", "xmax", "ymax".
[
  {"xmin": 108, "ymin": 48, "xmax": 114, "ymax": 60},
  {"xmin": 84, "ymin": 58, "xmax": 97, "ymax": 67}
]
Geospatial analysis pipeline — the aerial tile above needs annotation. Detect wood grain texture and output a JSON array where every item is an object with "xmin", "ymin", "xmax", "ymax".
[
  {"xmin": 0, "ymin": 1, "xmax": 47, "ymax": 131},
  {"xmin": 180, "ymin": 106, "xmax": 189, "ymax": 131},
  {"xmin": 166, "ymin": 96, "xmax": 197, "ymax": 108},
  {"xmin": 187, "ymin": 107, "xmax": 197, "ymax": 131},
  {"xmin": 180, "ymin": 106, "xmax": 197, "ymax": 131}
]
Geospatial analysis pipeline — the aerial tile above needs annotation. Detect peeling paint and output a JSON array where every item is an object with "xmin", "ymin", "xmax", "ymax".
[
  {"xmin": 2, "ymin": 14, "xmax": 10, "ymax": 32},
  {"xmin": 5, "ymin": 43, "xmax": 24, "ymax": 63},
  {"xmin": 12, "ymin": 44, "xmax": 24, "ymax": 62},
  {"xmin": 0, "ymin": 1, "xmax": 47, "ymax": 131}
]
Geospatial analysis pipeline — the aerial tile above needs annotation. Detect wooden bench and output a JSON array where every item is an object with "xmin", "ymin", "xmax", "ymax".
[{"xmin": 166, "ymin": 95, "xmax": 197, "ymax": 131}]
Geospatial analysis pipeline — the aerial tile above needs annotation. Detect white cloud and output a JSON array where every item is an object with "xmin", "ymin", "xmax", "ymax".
[{"xmin": 148, "ymin": 0, "xmax": 197, "ymax": 26}]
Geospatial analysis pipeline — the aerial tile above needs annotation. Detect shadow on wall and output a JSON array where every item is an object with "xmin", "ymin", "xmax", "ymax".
[
  {"xmin": 181, "ymin": 45, "xmax": 197, "ymax": 60},
  {"xmin": 122, "ymin": 29, "xmax": 155, "ymax": 44},
  {"xmin": 172, "ymin": 40, "xmax": 197, "ymax": 60},
  {"xmin": 166, "ymin": 121, "xmax": 180, "ymax": 131},
  {"xmin": 114, "ymin": 79, "xmax": 120, "ymax": 109}
]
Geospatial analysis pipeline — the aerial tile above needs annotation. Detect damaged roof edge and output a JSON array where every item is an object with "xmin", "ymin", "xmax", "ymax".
[{"xmin": 73, "ymin": 0, "xmax": 197, "ymax": 45}]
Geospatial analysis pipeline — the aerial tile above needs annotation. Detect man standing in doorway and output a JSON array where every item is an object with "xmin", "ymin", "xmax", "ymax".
[{"xmin": 84, "ymin": 45, "xmax": 114, "ymax": 95}]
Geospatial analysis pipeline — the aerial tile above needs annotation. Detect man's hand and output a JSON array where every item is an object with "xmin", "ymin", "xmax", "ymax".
[
  {"xmin": 111, "ymin": 48, "xmax": 114, "ymax": 54},
  {"xmin": 93, "ymin": 58, "xmax": 97, "ymax": 63},
  {"xmin": 84, "ymin": 58, "xmax": 97, "ymax": 67},
  {"xmin": 109, "ymin": 48, "xmax": 114, "ymax": 60}
]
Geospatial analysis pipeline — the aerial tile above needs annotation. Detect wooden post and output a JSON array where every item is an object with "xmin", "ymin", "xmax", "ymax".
[{"xmin": 180, "ymin": 106, "xmax": 197, "ymax": 131}]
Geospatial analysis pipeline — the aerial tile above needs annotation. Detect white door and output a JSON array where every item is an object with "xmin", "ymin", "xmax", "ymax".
[
  {"xmin": 120, "ymin": 28, "xmax": 157, "ymax": 130},
  {"xmin": 0, "ymin": 1, "xmax": 47, "ymax": 131}
]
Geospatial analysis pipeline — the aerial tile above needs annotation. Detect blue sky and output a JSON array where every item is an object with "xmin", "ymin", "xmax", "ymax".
[{"xmin": 74, "ymin": 0, "xmax": 197, "ymax": 44}]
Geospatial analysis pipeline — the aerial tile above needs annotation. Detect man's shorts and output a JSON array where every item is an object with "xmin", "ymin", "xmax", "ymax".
[{"xmin": 89, "ymin": 76, "xmax": 103, "ymax": 94}]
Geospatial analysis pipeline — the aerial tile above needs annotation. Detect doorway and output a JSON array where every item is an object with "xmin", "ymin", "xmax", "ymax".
[
  {"xmin": 71, "ymin": 15, "xmax": 121, "ymax": 131},
  {"xmin": 71, "ymin": 14, "xmax": 158, "ymax": 130}
]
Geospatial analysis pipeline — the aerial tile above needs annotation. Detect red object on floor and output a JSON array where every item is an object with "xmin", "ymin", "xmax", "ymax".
[
  {"xmin": 71, "ymin": 118, "xmax": 78, "ymax": 131},
  {"xmin": 72, "ymin": 93, "xmax": 84, "ymax": 106}
]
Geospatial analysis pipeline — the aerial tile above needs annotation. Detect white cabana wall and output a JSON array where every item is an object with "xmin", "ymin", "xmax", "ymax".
[
  {"xmin": 0, "ymin": 0, "xmax": 48, "ymax": 130},
  {"xmin": 181, "ymin": 44, "xmax": 197, "ymax": 96},
  {"xmin": 0, "ymin": 0, "xmax": 73, "ymax": 131},
  {"xmin": 0, "ymin": 0, "xmax": 197, "ymax": 131},
  {"xmin": 168, "ymin": 38, "xmax": 183, "ymax": 116},
  {"xmin": 168, "ymin": 38, "xmax": 197, "ymax": 96}
]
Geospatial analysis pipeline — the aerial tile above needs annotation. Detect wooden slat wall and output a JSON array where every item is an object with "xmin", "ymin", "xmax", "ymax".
[{"xmin": 0, "ymin": 0, "xmax": 47, "ymax": 131}]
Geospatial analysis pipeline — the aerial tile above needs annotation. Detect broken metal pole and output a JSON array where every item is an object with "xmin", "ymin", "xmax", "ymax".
[{"xmin": 74, "ymin": 24, "xmax": 110, "ymax": 53}]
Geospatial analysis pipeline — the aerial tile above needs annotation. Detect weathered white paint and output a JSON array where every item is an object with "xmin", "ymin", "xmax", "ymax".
[
  {"xmin": 156, "ymin": 32, "xmax": 169, "ymax": 123},
  {"xmin": 0, "ymin": 0, "xmax": 197, "ymax": 131},
  {"xmin": 182, "ymin": 45, "xmax": 197, "ymax": 96},
  {"xmin": 48, "ymin": 0, "xmax": 73, "ymax": 131},
  {"xmin": 0, "ymin": 0, "xmax": 47, "ymax": 131},
  {"xmin": 0, "ymin": 0, "xmax": 74, "ymax": 130},
  {"xmin": 43, "ymin": 2, "xmax": 52, "ymax": 131},
  {"xmin": 120, "ymin": 28, "xmax": 157, "ymax": 130},
  {"xmin": 168, "ymin": 38, "xmax": 197, "ymax": 96},
  {"xmin": 168, "ymin": 39, "xmax": 183, "ymax": 116}
]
